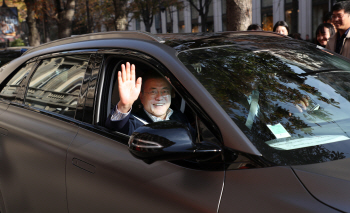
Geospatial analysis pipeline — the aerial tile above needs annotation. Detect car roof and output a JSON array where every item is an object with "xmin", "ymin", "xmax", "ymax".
[
  {"xmin": 23, "ymin": 30, "xmax": 290, "ymax": 56},
  {"xmin": 157, "ymin": 31, "xmax": 292, "ymax": 51},
  {"xmin": 23, "ymin": 31, "xmax": 165, "ymax": 56}
]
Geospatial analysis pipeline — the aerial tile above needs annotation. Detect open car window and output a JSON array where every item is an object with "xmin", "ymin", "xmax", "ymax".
[{"xmin": 95, "ymin": 55, "xmax": 214, "ymax": 145}]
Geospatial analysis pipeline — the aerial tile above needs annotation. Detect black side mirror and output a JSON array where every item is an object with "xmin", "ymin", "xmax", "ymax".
[{"xmin": 128, "ymin": 121, "xmax": 221, "ymax": 163}]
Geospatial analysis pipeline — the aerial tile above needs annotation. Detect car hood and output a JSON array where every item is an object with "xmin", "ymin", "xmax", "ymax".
[{"xmin": 292, "ymin": 158, "xmax": 350, "ymax": 212}]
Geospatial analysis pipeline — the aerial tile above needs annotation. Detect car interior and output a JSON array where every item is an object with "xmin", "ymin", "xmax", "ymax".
[{"xmin": 95, "ymin": 55, "xmax": 196, "ymax": 136}]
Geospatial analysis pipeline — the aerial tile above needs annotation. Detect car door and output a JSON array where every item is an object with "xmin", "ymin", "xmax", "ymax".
[
  {"xmin": 66, "ymin": 51, "xmax": 225, "ymax": 212},
  {"xmin": 0, "ymin": 52, "xmax": 93, "ymax": 212}
]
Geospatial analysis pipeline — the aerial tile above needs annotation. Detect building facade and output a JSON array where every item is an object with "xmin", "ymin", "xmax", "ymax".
[{"xmin": 128, "ymin": 0, "xmax": 335, "ymax": 40}]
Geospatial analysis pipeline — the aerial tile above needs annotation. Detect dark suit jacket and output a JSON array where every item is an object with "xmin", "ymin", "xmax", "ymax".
[{"xmin": 105, "ymin": 107, "xmax": 193, "ymax": 136}]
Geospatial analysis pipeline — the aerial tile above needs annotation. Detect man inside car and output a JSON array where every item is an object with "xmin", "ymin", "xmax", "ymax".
[{"xmin": 105, "ymin": 62, "xmax": 191, "ymax": 136}]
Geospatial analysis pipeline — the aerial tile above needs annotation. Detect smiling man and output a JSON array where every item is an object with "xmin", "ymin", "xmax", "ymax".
[
  {"xmin": 105, "ymin": 62, "xmax": 191, "ymax": 136},
  {"xmin": 326, "ymin": 2, "xmax": 350, "ymax": 58}
]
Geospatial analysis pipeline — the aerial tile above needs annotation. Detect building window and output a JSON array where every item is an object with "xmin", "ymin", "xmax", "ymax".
[
  {"xmin": 166, "ymin": 8, "xmax": 173, "ymax": 33},
  {"xmin": 261, "ymin": 0, "xmax": 273, "ymax": 31},
  {"xmin": 312, "ymin": 0, "xmax": 330, "ymax": 40},
  {"xmin": 206, "ymin": 0, "xmax": 214, "ymax": 32},
  {"xmin": 222, "ymin": 0, "xmax": 226, "ymax": 31},
  {"xmin": 191, "ymin": 3, "xmax": 199, "ymax": 32},
  {"xmin": 135, "ymin": 18, "xmax": 140, "ymax": 31},
  {"xmin": 178, "ymin": 2, "xmax": 185, "ymax": 33},
  {"xmin": 285, "ymin": 0, "xmax": 299, "ymax": 34},
  {"xmin": 155, "ymin": 13, "xmax": 161, "ymax": 33}
]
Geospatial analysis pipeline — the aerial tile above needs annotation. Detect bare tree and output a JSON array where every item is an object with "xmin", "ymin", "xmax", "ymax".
[
  {"xmin": 129, "ymin": 0, "xmax": 159, "ymax": 32},
  {"xmin": 54, "ymin": 0, "xmax": 76, "ymax": 38},
  {"xmin": 163, "ymin": 1, "xmax": 182, "ymax": 33},
  {"xmin": 112, "ymin": 0, "xmax": 128, "ymax": 30},
  {"xmin": 226, "ymin": 0, "xmax": 252, "ymax": 31},
  {"xmin": 24, "ymin": 0, "xmax": 40, "ymax": 46},
  {"xmin": 185, "ymin": 0, "xmax": 212, "ymax": 32},
  {"xmin": 129, "ymin": 0, "xmax": 181, "ymax": 32}
]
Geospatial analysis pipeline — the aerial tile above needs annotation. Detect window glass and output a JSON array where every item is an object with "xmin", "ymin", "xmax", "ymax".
[
  {"xmin": 178, "ymin": 36, "xmax": 350, "ymax": 166},
  {"xmin": 0, "ymin": 62, "xmax": 34, "ymax": 102},
  {"xmin": 191, "ymin": 4, "xmax": 199, "ymax": 33},
  {"xmin": 261, "ymin": 0, "xmax": 273, "ymax": 31},
  {"xmin": 222, "ymin": 0, "xmax": 226, "ymax": 31},
  {"xmin": 166, "ymin": 8, "xmax": 174, "ymax": 33},
  {"xmin": 135, "ymin": 18, "xmax": 140, "ymax": 31},
  {"xmin": 312, "ymin": 0, "xmax": 329, "ymax": 40},
  {"xmin": 25, "ymin": 55, "xmax": 89, "ymax": 118},
  {"xmin": 285, "ymin": 0, "xmax": 299, "ymax": 34}
]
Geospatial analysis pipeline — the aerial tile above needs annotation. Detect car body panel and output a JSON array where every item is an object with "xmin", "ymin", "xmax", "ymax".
[
  {"xmin": 0, "ymin": 105, "xmax": 78, "ymax": 212},
  {"xmin": 66, "ymin": 126, "xmax": 224, "ymax": 213},
  {"xmin": 293, "ymin": 158, "xmax": 350, "ymax": 212},
  {"xmin": 219, "ymin": 166, "xmax": 337, "ymax": 212}
]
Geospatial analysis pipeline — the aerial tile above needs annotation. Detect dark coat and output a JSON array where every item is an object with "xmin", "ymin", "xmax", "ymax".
[{"xmin": 105, "ymin": 107, "xmax": 193, "ymax": 136}]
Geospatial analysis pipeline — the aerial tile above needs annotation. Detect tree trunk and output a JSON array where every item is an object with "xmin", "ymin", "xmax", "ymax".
[
  {"xmin": 25, "ymin": 0, "xmax": 40, "ymax": 46},
  {"xmin": 226, "ymin": 0, "xmax": 252, "ymax": 31},
  {"xmin": 43, "ymin": 2, "xmax": 50, "ymax": 43},
  {"xmin": 144, "ymin": 21, "xmax": 151, "ymax": 32},
  {"xmin": 55, "ymin": 0, "xmax": 76, "ymax": 38},
  {"xmin": 141, "ymin": 6, "xmax": 152, "ymax": 32}
]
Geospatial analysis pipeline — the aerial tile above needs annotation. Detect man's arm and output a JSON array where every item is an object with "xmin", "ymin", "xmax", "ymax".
[
  {"xmin": 105, "ymin": 62, "xmax": 142, "ymax": 132},
  {"xmin": 117, "ymin": 62, "xmax": 142, "ymax": 113}
]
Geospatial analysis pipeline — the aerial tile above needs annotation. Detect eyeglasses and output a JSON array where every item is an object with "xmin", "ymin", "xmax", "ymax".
[
  {"xmin": 143, "ymin": 90, "xmax": 170, "ymax": 97},
  {"xmin": 332, "ymin": 13, "xmax": 346, "ymax": 20}
]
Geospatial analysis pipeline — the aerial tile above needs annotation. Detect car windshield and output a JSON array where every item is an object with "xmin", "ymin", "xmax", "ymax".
[{"xmin": 178, "ymin": 37, "xmax": 350, "ymax": 166}]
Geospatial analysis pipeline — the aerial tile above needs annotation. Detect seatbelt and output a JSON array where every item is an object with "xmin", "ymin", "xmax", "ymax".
[{"xmin": 245, "ymin": 90, "xmax": 259, "ymax": 130}]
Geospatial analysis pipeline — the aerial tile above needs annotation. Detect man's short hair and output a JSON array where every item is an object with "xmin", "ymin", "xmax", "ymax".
[
  {"xmin": 332, "ymin": 1, "xmax": 350, "ymax": 14},
  {"xmin": 247, "ymin": 24, "xmax": 262, "ymax": 31},
  {"xmin": 141, "ymin": 71, "xmax": 170, "ymax": 92},
  {"xmin": 323, "ymin": 12, "xmax": 332, "ymax": 23}
]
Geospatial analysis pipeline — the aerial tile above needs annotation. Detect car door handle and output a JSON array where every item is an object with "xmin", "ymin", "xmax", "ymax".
[{"xmin": 72, "ymin": 158, "xmax": 96, "ymax": 174}]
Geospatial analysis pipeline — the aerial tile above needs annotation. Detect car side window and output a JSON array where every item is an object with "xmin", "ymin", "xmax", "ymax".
[
  {"xmin": 0, "ymin": 62, "xmax": 34, "ymax": 102},
  {"xmin": 24, "ymin": 55, "xmax": 89, "ymax": 118}
]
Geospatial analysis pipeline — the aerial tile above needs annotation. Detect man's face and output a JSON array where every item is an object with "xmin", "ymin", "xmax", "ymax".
[
  {"xmin": 332, "ymin": 9, "xmax": 350, "ymax": 30},
  {"xmin": 140, "ymin": 78, "xmax": 172, "ymax": 119}
]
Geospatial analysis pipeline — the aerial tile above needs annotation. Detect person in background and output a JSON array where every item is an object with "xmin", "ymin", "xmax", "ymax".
[
  {"xmin": 273, "ymin": 21, "xmax": 289, "ymax": 36},
  {"xmin": 305, "ymin": 34, "xmax": 311, "ymax": 42},
  {"xmin": 247, "ymin": 24, "xmax": 262, "ymax": 31},
  {"xmin": 323, "ymin": 11, "xmax": 337, "ymax": 33},
  {"xmin": 289, "ymin": 33, "xmax": 303, "ymax": 40},
  {"xmin": 323, "ymin": 12, "xmax": 333, "ymax": 23},
  {"xmin": 326, "ymin": 1, "xmax": 350, "ymax": 58},
  {"xmin": 316, "ymin": 23, "xmax": 336, "ymax": 48}
]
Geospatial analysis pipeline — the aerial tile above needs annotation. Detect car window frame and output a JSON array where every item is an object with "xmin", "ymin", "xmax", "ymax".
[
  {"xmin": 0, "ymin": 61, "xmax": 39, "ymax": 105},
  {"xmin": 10, "ymin": 50, "xmax": 97, "ymax": 124},
  {"xmin": 77, "ymin": 48, "xmax": 224, "ymax": 148}
]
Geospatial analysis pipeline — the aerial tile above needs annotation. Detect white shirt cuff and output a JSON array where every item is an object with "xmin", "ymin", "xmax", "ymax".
[{"xmin": 110, "ymin": 103, "xmax": 131, "ymax": 121}]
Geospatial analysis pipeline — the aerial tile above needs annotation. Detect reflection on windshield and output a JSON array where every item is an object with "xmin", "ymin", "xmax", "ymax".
[{"xmin": 179, "ymin": 43, "xmax": 350, "ymax": 166}]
